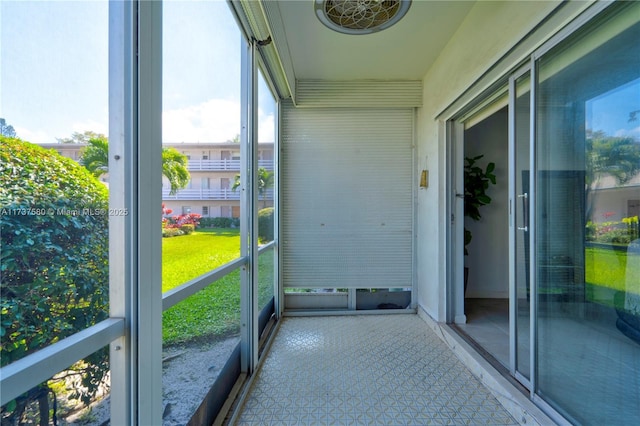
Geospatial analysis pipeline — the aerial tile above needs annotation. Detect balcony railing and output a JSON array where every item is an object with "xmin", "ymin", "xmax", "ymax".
[
  {"xmin": 162, "ymin": 188, "xmax": 274, "ymax": 200},
  {"xmin": 187, "ymin": 159, "xmax": 274, "ymax": 171}
]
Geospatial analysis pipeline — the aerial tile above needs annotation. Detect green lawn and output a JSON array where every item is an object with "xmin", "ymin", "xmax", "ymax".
[
  {"xmin": 162, "ymin": 228, "xmax": 240, "ymax": 292},
  {"xmin": 162, "ymin": 229, "xmax": 274, "ymax": 345},
  {"xmin": 585, "ymin": 246, "xmax": 639, "ymax": 307}
]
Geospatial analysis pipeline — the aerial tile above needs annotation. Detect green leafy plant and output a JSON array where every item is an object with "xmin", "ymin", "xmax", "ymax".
[
  {"xmin": 199, "ymin": 217, "xmax": 240, "ymax": 228},
  {"xmin": 464, "ymin": 155, "xmax": 497, "ymax": 255},
  {"xmin": 75, "ymin": 134, "xmax": 191, "ymax": 194},
  {"xmin": 163, "ymin": 227, "xmax": 185, "ymax": 238},
  {"xmin": 0, "ymin": 136, "xmax": 109, "ymax": 419},
  {"xmin": 180, "ymin": 224, "xmax": 195, "ymax": 235},
  {"xmin": 258, "ymin": 207, "xmax": 274, "ymax": 243},
  {"xmin": 232, "ymin": 167, "xmax": 274, "ymax": 208}
]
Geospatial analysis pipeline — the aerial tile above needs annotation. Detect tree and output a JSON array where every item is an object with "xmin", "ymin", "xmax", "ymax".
[
  {"xmin": 56, "ymin": 130, "xmax": 104, "ymax": 144},
  {"xmin": 232, "ymin": 167, "xmax": 274, "ymax": 208},
  {"xmin": 75, "ymin": 134, "xmax": 191, "ymax": 194},
  {"xmin": 586, "ymin": 130, "xmax": 640, "ymax": 219},
  {"xmin": 79, "ymin": 135, "xmax": 109, "ymax": 178},
  {"xmin": 162, "ymin": 147, "xmax": 191, "ymax": 195},
  {"xmin": 586, "ymin": 130, "xmax": 640, "ymax": 186},
  {"xmin": 0, "ymin": 136, "xmax": 109, "ymax": 421},
  {"xmin": 0, "ymin": 118, "xmax": 17, "ymax": 137}
]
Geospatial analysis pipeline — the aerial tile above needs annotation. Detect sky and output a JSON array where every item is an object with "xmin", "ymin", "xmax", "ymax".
[
  {"xmin": 1, "ymin": 1, "xmax": 637, "ymax": 145},
  {"xmin": 586, "ymin": 77, "xmax": 640, "ymax": 140},
  {"xmin": 0, "ymin": 0, "xmax": 276, "ymax": 144}
]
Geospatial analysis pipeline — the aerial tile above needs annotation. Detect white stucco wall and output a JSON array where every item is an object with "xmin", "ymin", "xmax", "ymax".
[{"xmin": 414, "ymin": 1, "xmax": 573, "ymax": 321}]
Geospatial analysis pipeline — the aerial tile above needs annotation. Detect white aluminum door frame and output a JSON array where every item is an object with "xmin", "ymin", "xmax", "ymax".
[{"xmin": 508, "ymin": 63, "xmax": 534, "ymax": 392}]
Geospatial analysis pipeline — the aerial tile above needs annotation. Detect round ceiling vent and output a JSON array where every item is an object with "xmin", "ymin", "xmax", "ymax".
[{"xmin": 314, "ymin": 0, "xmax": 412, "ymax": 35}]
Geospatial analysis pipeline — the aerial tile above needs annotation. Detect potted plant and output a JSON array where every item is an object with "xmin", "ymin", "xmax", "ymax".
[{"xmin": 464, "ymin": 155, "xmax": 497, "ymax": 293}]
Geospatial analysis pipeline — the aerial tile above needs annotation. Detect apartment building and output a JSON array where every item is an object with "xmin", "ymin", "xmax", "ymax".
[{"xmin": 38, "ymin": 142, "xmax": 275, "ymax": 218}]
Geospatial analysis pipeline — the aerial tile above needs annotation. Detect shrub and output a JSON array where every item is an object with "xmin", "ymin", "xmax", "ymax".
[
  {"xmin": 165, "ymin": 213, "xmax": 201, "ymax": 229},
  {"xmin": 180, "ymin": 224, "xmax": 195, "ymax": 235},
  {"xmin": 199, "ymin": 217, "xmax": 240, "ymax": 228},
  {"xmin": 162, "ymin": 227, "xmax": 184, "ymax": 238},
  {"xmin": 0, "ymin": 136, "xmax": 109, "ymax": 409},
  {"xmin": 258, "ymin": 207, "xmax": 274, "ymax": 242}
]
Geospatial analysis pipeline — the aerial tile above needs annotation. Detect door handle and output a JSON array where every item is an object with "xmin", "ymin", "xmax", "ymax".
[{"xmin": 517, "ymin": 193, "xmax": 528, "ymax": 232}]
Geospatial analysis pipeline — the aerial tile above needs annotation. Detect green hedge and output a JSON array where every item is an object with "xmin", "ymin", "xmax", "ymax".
[
  {"xmin": 180, "ymin": 224, "xmax": 195, "ymax": 235},
  {"xmin": 163, "ymin": 227, "xmax": 184, "ymax": 237},
  {"xmin": 0, "ymin": 136, "xmax": 109, "ymax": 404},
  {"xmin": 258, "ymin": 207, "xmax": 274, "ymax": 242},
  {"xmin": 199, "ymin": 216, "xmax": 240, "ymax": 228}
]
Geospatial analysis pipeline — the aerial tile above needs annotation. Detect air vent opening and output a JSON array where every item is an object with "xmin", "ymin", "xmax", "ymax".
[{"xmin": 314, "ymin": 0, "xmax": 412, "ymax": 35}]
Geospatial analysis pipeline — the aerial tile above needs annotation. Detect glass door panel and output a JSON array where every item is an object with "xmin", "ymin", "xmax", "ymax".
[
  {"xmin": 535, "ymin": 3, "xmax": 640, "ymax": 423},
  {"xmin": 257, "ymin": 68, "xmax": 276, "ymax": 325},
  {"xmin": 161, "ymin": 1, "xmax": 244, "ymax": 421},
  {"xmin": 510, "ymin": 71, "xmax": 532, "ymax": 384}
]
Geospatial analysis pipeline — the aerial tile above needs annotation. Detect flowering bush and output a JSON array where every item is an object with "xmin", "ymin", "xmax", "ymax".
[
  {"xmin": 587, "ymin": 214, "xmax": 639, "ymax": 244},
  {"xmin": 161, "ymin": 204, "xmax": 174, "ymax": 229},
  {"xmin": 622, "ymin": 215, "xmax": 639, "ymax": 241},
  {"xmin": 165, "ymin": 213, "xmax": 201, "ymax": 229},
  {"xmin": 161, "ymin": 204, "xmax": 200, "ymax": 237}
]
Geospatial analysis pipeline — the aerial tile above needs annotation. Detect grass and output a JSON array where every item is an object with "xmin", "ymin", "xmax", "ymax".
[
  {"xmin": 162, "ymin": 229, "xmax": 274, "ymax": 345},
  {"xmin": 162, "ymin": 239, "xmax": 637, "ymax": 342},
  {"xmin": 585, "ymin": 246, "xmax": 639, "ymax": 308},
  {"xmin": 162, "ymin": 228, "xmax": 241, "ymax": 292}
]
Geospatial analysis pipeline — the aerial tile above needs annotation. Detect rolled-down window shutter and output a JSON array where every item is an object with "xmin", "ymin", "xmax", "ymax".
[{"xmin": 281, "ymin": 102, "xmax": 414, "ymax": 289}]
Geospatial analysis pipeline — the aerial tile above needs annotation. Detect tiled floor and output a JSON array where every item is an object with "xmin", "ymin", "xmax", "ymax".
[
  {"xmin": 454, "ymin": 298, "xmax": 640, "ymax": 424},
  {"xmin": 457, "ymin": 299, "xmax": 510, "ymax": 368},
  {"xmin": 233, "ymin": 314, "xmax": 518, "ymax": 425}
]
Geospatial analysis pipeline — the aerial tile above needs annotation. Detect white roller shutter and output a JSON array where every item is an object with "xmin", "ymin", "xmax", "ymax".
[{"xmin": 281, "ymin": 102, "xmax": 414, "ymax": 289}]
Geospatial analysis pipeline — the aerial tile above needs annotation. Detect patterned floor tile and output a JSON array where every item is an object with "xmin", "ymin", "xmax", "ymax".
[{"xmin": 234, "ymin": 315, "xmax": 517, "ymax": 425}]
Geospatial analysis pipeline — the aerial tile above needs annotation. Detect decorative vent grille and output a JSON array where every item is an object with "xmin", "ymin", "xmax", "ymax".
[{"xmin": 314, "ymin": 0, "xmax": 411, "ymax": 35}]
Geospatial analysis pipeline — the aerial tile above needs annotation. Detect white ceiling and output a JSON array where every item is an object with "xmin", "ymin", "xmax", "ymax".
[{"xmin": 273, "ymin": 0, "xmax": 476, "ymax": 81}]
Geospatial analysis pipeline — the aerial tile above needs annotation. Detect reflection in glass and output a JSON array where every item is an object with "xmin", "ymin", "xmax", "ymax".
[{"xmin": 535, "ymin": 4, "xmax": 640, "ymax": 424}]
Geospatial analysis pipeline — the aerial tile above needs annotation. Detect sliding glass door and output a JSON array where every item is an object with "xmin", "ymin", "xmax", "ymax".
[
  {"xmin": 533, "ymin": 3, "xmax": 640, "ymax": 423},
  {"xmin": 505, "ymin": 2, "xmax": 640, "ymax": 423}
]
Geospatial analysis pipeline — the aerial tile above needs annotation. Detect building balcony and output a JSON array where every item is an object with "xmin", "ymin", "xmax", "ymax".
[
  {"xmin": 162, "ymin": 188, "xmax": 274, "ymax": 200},
  {"xmin": 187, "ymin": 159, "xmax": 274, "ymax": 171}
]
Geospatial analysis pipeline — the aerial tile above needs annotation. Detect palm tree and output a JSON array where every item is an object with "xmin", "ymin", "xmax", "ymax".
[
  {"xmin": 79, "ymin": 136, "xmax": 109, "ymax": 178},
  {"xmin": 162, "ymin": 147, "xmax": 190, "ymax": 195},
  {"xmin": 232, "ymin": 167, "xmax": 274, "ymax": 208},
  {"xmin": 79, "ymin": 137, "xmax": 190, "ymax": 194}
]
